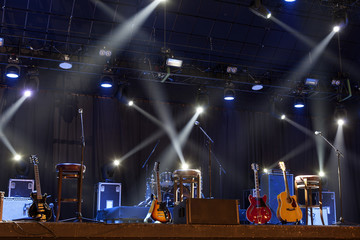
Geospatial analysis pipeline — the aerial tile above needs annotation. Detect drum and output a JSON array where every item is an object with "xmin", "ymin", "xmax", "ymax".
[{"xmin": 160, "ymin": 172, "xmax": 173, "ymax": 188}]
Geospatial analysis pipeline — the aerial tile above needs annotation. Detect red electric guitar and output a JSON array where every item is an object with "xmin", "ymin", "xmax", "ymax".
[
  {"xmin": 144, "ymin": 162, "xmax": 171, "ymax": 223},
  {"xmin": 246, "ymin": 163, "xmax": 272, "ymax": 224}
]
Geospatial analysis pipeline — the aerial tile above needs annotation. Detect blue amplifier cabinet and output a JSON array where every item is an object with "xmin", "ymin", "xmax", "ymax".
[
  {"xmin": 260, "ymin": 172, "xmax": 294, "ymax": 224},
  {"xmin": 8, "ymin": 179, "xmax": 34, "ymax": 197},
  {"xmin": 96, "ymin": 182, "xmax": 121, "ymax": 211},
  {"xmin": 2, "ymin": 197, "xmax": 33, "ymax": 220}
]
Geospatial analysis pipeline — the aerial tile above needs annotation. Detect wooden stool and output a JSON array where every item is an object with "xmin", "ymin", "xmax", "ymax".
[
  {"xmin": 294, "ymin": 175, "xmax": 324, "ymax": 225},
  {"xmin": 173, "ymin": 169, "xmax": 201, "ymax": 204},
  {"xmin": 55, "ymin": 163, "xmax": 86, "ymax": 222}
]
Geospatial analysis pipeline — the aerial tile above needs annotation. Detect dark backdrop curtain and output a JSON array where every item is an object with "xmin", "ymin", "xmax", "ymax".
[{"xmin": 0, "ymin": 88, "xmax": 359, "ymax": 223}]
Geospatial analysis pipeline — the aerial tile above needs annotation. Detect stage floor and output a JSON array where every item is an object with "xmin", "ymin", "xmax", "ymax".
[{"xmin": 0, "ymin": 222, "xmax": 359, "ymax": 240}]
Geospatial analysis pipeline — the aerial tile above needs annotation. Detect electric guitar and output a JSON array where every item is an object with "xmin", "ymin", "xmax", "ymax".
[
  {"xmin": 246, "ymin": 163, "xmax": 272, "ymax": 224},
  {"xmin": 28, "ymin": 155, "xmax": 52, "ymax": 222},
  {"xmin": 276, "ymin": 161, "xmax": 302, "ymax": 223},
  {"xmin": 144, "ymin": 162, "xmax": 171, "ymax": 223}
]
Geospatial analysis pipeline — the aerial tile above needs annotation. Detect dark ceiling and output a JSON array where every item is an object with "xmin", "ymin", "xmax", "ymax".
[{"xmin": 1, "ymin": 0, "xmax": 360, "ymax": 102}]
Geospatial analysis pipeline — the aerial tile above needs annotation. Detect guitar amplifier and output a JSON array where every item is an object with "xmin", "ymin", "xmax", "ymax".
[
  {"xmin": 260, "ymin": 172, "xmax": 294, "ymax": 224},
  {"xmin": 8, "ymin": 179, "xmax": 34, "ymax": 197},
  {"xmin": 173, "ymin": 199, "xmax": 239, "ymax": 224},
  {"xmin": 315, "ymin": 191, "xmax": 336, "ymax": 225},
  {"xmin": 2, "ymin": 197, "xmax": 33, "ymax": 220},
  {"xmin": 96, "ymin": 182, "xmax": 121, "ymax": 211}
]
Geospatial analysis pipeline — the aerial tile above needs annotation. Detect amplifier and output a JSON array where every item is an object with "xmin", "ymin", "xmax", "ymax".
[
  {"xmin": 315, "ymin": 191, "xmax": 336, "ymax": 225},
  {"xmin": 8, "ymin": 179, "xmax": 34, "ymax": 197},
  {"xmin": 96, "ymin": 182, "xmax": 121, "ymax": 211},
  {"xmin": 2, "ymin": 197, "xmax": 33, "ymax": 221},
  {"xmin": 300, "ymin": 207, "xmax": 329, "ymax": 225},
  {"xmin": 260, "ymin": 173, "xmax": 294, "ymax": 224},
  {"xmin": 173, "ymin": 199, "xmax": 239, "ymax": 224}
]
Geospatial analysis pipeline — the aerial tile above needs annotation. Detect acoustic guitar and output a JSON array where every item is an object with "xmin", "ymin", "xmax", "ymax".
[
  {"xmin": 144, "ymin": 162, "xmax": 171, "ymax": 223},
  {"xmin": 276, "ymin": 161, "xmax": 302, "ymax": 223},
  {"xmin": 246, "ymin": 163, "xmax": 272, "ymax": 224},
  {"xmin": 28, "ymin": 155, "xmax": 52, "ymax": 222}
]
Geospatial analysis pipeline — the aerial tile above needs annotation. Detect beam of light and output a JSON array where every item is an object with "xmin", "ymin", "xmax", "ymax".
[
  {"xmin": 0, "ymin": 95, "xmax": 28, "ymax": 156},
  {"xmin": 286, "ymin": 31, "xmax": 336, "ymax": 83},
  {"xmin": 90, "ymin": 0, "xmax": 125, "ymax": 23},
  {"xmin": 90, "ymin": 0, "xmax": 161, "ymax": 64},
  {"xmin": 271, "ymin": 16, "xmax": 315, "ymax": 47},
  {"xmin": 282, "ymin": 116, "xmax": 317, "ymax": 138}
]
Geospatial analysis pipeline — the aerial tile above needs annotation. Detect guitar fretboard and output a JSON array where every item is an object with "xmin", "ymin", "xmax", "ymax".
[{"xmin": 34, "ymin": 164, "xmax": 42, "ymax": 200}]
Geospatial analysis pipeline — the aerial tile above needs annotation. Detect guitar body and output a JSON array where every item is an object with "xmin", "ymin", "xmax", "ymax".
[
  {"xmin": 246, "ymin": 194, "xmax": 272, "ymax": 224},
  {"xmin": 150, "ymin": 198, "xmax": 171, "ymax": 223},
  {"xmin": 276, "ymin": 191, "xmax": 302, "ymax": 223},
  {"xmin": 28, "ymin": 192, "xmax": 52, "ymax": 221}
]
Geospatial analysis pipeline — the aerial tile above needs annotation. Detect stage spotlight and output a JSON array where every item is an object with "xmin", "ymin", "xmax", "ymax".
[
  {"xmin": 181, "ymin": 162, "xmax": 189, "ymax": 170},
  {"xmin": 23, "ymin": 90, "xmax": 32, "ymax": 97},
  {"xmin": 294, "ymin": 97, "xmax": 305, "ymax": 108},
  {"xmin": 333, "ymin": 10, "xmax": 348, "ymax": 32},
  {"xmin": 319, "ymin": 171, "xmax": 325, "ymax": 177},
  {"xmin": 305, "ymin": 77, "xmax": 318, "ymax": 87},
  {"xmin": 263, "ymin": 168, "xmax": 268, "ymax": 173},
  {"xmin": 196, "ymin": 106, "xmax": 204, "ymax": 114},
  {"xmin": 100, "ymin": 75, "xmax": 113, "ymax": 88},
  {"xmin": 250, "ymin": 0, "xmax": 271, "ymax": 19},
  {"xmin": 284, "ymin": 0, "xmax": 296, "ymax": 2},
  {"xmin": 5, "ymin": 64, "xmax": 21, "ymax": 79},
  {"xmin": 166, "ymin": 58, "xmax": 183, "ymax": 68},
  {"xmin": 224, "ymin": 81, "xmax": 235, "ymax": 101},
  {"xmin": 101, "ymin": 161, "xmax": 120, "ymax": 182},
  {"xmin": 226, "ymin": 66, "xmax": 238, "ymax": 74},
  {"xmin": 128, "ymin": 100, "xmax": 134, "ymax": 106},
  {"xmin": 13, "ymin": 154, "xmax": 21, "ymax": 161},
  {"xmin": 196, "ymin": 86, "xmax": 209, "ymax": 108},
  {"xmin": 252, "ymin": 80, "xmax": 263, "ymax": 91},
  {"xmin": 99, "ymin": 47, "xmax": 112, "ymax": 57},
  {"xmin": 337, "ymin": 119, "xmax": 345, "ymax": 126},
  {"xmin": 59, "ymin": 55, "xmax": 72, "ymax": 69},
  {"xmin": 334, "ymin": 105, "xmax": 347, "ymax": 124},
  {"xmin": 281, "ymin": 114, "xmax": 286, "ymax": 120}
]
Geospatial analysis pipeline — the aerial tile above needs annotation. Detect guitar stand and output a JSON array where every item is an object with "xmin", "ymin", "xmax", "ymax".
[{"xmin": 58, "ymin": 212, "xmax": 99, "ymax": 223}]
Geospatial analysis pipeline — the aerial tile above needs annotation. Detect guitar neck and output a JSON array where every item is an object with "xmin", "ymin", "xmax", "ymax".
[
  {"xmin": 156, "ymin": 169, "xmax": 162, "ymax": 202},
  {"xmin": 254, "ymin": 170, "xmax": 260, "ymax": 198},
  {"xmin": 282, "ymin": 170, "xmax": 290, "ymax": 199},
  {"xmin": 34, "ymin": 164, "xmax": 42, "ymax": 200}
]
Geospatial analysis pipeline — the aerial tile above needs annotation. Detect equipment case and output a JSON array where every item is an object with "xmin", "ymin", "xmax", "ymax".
[
  {"xmin": 8, "ymin": 179, "xmax": 34, "ymax": 197},
  {"xmin": 96, "ymin": 182, "xmax": 121, "ymax": 211}
]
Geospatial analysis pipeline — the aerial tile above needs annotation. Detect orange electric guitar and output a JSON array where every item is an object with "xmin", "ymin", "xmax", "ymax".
[
  {"xmin": 144, "ymin": 162, "xmax": 171, "ymax": 223},
  {"xmin": 276, "ymin": 161, "xmax": 302, "ymax": 223},
  {"xmin": 246, "ymin": 163, "xmax": 272, "ymax": 224}
]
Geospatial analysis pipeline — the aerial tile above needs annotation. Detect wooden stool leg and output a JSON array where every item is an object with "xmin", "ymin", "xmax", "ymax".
[
  {"xmin": 180, "ymin": 178, "xmax": 184, "ymax": 202},
  {"xmin": 56, "ymin": 170, "xmax": 63, "ymax": 222},
  {"xmin": 309, "ymin": 188, "xmax": 313, "ymax": 225},
  {"xmin": 191, "ymin": 178, "xmax": 195, "ymax": 198},
  {"xmin": 304, "ymin": 179, "xmax": 308, "ymax": 225},
  {"xmin": 197, "ymin": 175, "xmax": 201, "ymax": 198},
  {"xmin": 77, "ymin": 171, "xmax": 82, "ymax": 217},
  {"xmin": 319, "ymin": 181, "xmax": 325, "ymax": 225}
]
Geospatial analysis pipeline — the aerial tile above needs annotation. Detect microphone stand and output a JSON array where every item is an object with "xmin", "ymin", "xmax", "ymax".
[
  {"xmin": 78, "ymin": 108, "xmax": 85, "ymax": 222},
  {"xmin": 196, "ymin": 121, "xmax": 222, "ymax": 199},
  {"xmin": 315, "ymin": 132, "xmax": 344, "ymax": 224},
  {"xmin": 137, "ymin": 140, "xmax": 160, "ymax": 207}
]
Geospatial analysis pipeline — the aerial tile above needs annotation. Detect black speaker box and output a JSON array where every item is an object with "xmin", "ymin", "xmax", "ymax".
[
  {"xmin": 173, "ymin": 198, "xmax": 239, "ymax": 224},
  {"xmin": 260, "ymin": 173, "xmax": 294, "ymax": 224},
  {"xmin": 315, "ymin": 191, "xmax": 336, "ymax": 225}
]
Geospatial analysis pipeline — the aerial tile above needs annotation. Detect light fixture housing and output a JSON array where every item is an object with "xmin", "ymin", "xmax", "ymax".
[
  {"xmin": 59, "ymin": 55, "xmax": 72, "ymax": 69},
  {"xmin": 305, "ymin": 77, "xmax": 319, "ymax": 87},
  {"xmin": 250, "ymin": 0, "xmax": 271, "ymax": 19},
  {"xmin": 224, "ymin": 81, "xmax": 235, "ymax": 101},
  {"xmin": 333, "ymin": 10, "xmax": 348, "ymax": 32},
  {"xmin": 100, "ymin": 75, "xmax": 113, "ymax": 88},
  {"xmin": 294, "ymin": 97, "xmax": 305, "ymax": 108},
  {"xmin": 196, "ymin": 86, "xmax": 209, "ymax": 108},
  {"xmin": 252, "ymin": 79, "xmax": 263, "ymax": 91},
  {"xmin": 166, "ymin": 58, "xmax": 183, "ymax": 68},
  {"xmin": 5, "ymin": 64, "xmax": 20, "ymax": 78},
  {"xmin": 334, "ymin": 105, "xmax": 347, "ymax": 124}
]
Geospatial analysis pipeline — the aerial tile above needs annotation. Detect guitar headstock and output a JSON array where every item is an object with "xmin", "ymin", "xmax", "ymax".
[
  {"xmin": 29, "ymin": 155, "xmax": 38, "ymax": 165},
  {"xmin": 251, "ymin": 163, "xmax": 259, "ymax": 172},
  {"xmin": 153, "ymin": 161, "xmax": 160, "ymax": 173},
  {"xmin": 279, "ymin": 161, "xmax": 286, "ymax": 172}
]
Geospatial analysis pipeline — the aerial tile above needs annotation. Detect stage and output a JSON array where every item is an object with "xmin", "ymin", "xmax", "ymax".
[{"xmin": 0, "ymin": 222, "xmax": 359, "ymax": 240}]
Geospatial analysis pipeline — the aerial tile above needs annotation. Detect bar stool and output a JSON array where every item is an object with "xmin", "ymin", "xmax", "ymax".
[
  {"xmin": 173, "ymin": 169, "xmax": 201, "ymax": 204},
  {"xmin": 294, "ymin": 175, "xmax": 324, "ymax": 225},
  {"xmin": 55, "ymin": 163, "xmax": 86, "ymax": 222}
]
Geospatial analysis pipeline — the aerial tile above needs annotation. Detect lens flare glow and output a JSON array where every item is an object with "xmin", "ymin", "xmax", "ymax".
[
  {"xmin": 113, "ymin": 159, "xmax": 120, "ymax": 166},
  {"xmin": 337, "ymin": 119, "xmax": 345, "ymax": 126},
  {"xmin": 24, "ymin": 90, "xmax": 32, "ymax": 97},
  {"xmin": 181, "ymin": 162, "xmax": 189, "ymax": 170},
  {"xmin": 13, "ymin": 154, "xmax": 21, "ymax": 161},
  {"xmin": 281, "ymin": 114, "xmax": 286, "ymax": 120},
  {"xmin": 196, "ymin": 106, "xmax": 204, "ymax": 114},
  {"xmin": 319, "ymin": 171, "xmax": 325, "ymax": 177},
  {"xmin": 128, "ymin": 100, "xmax": 134, "ymax": 106}
]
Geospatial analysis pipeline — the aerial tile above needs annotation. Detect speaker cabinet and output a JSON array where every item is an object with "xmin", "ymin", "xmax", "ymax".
[
  {"xmin": 260, "ymin": 173, "xmax": 294, "ymax": 224},
  {"xmin": 315, "ymin": 191, "xmax": 336, "ymax": 225},
  {"xmin": 96, "ymin": 182, "xmax": 121, "ymax": 211},
  {"xmin": 173, "ymin": 199, "xmax": 239, "ymax": 224}
]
